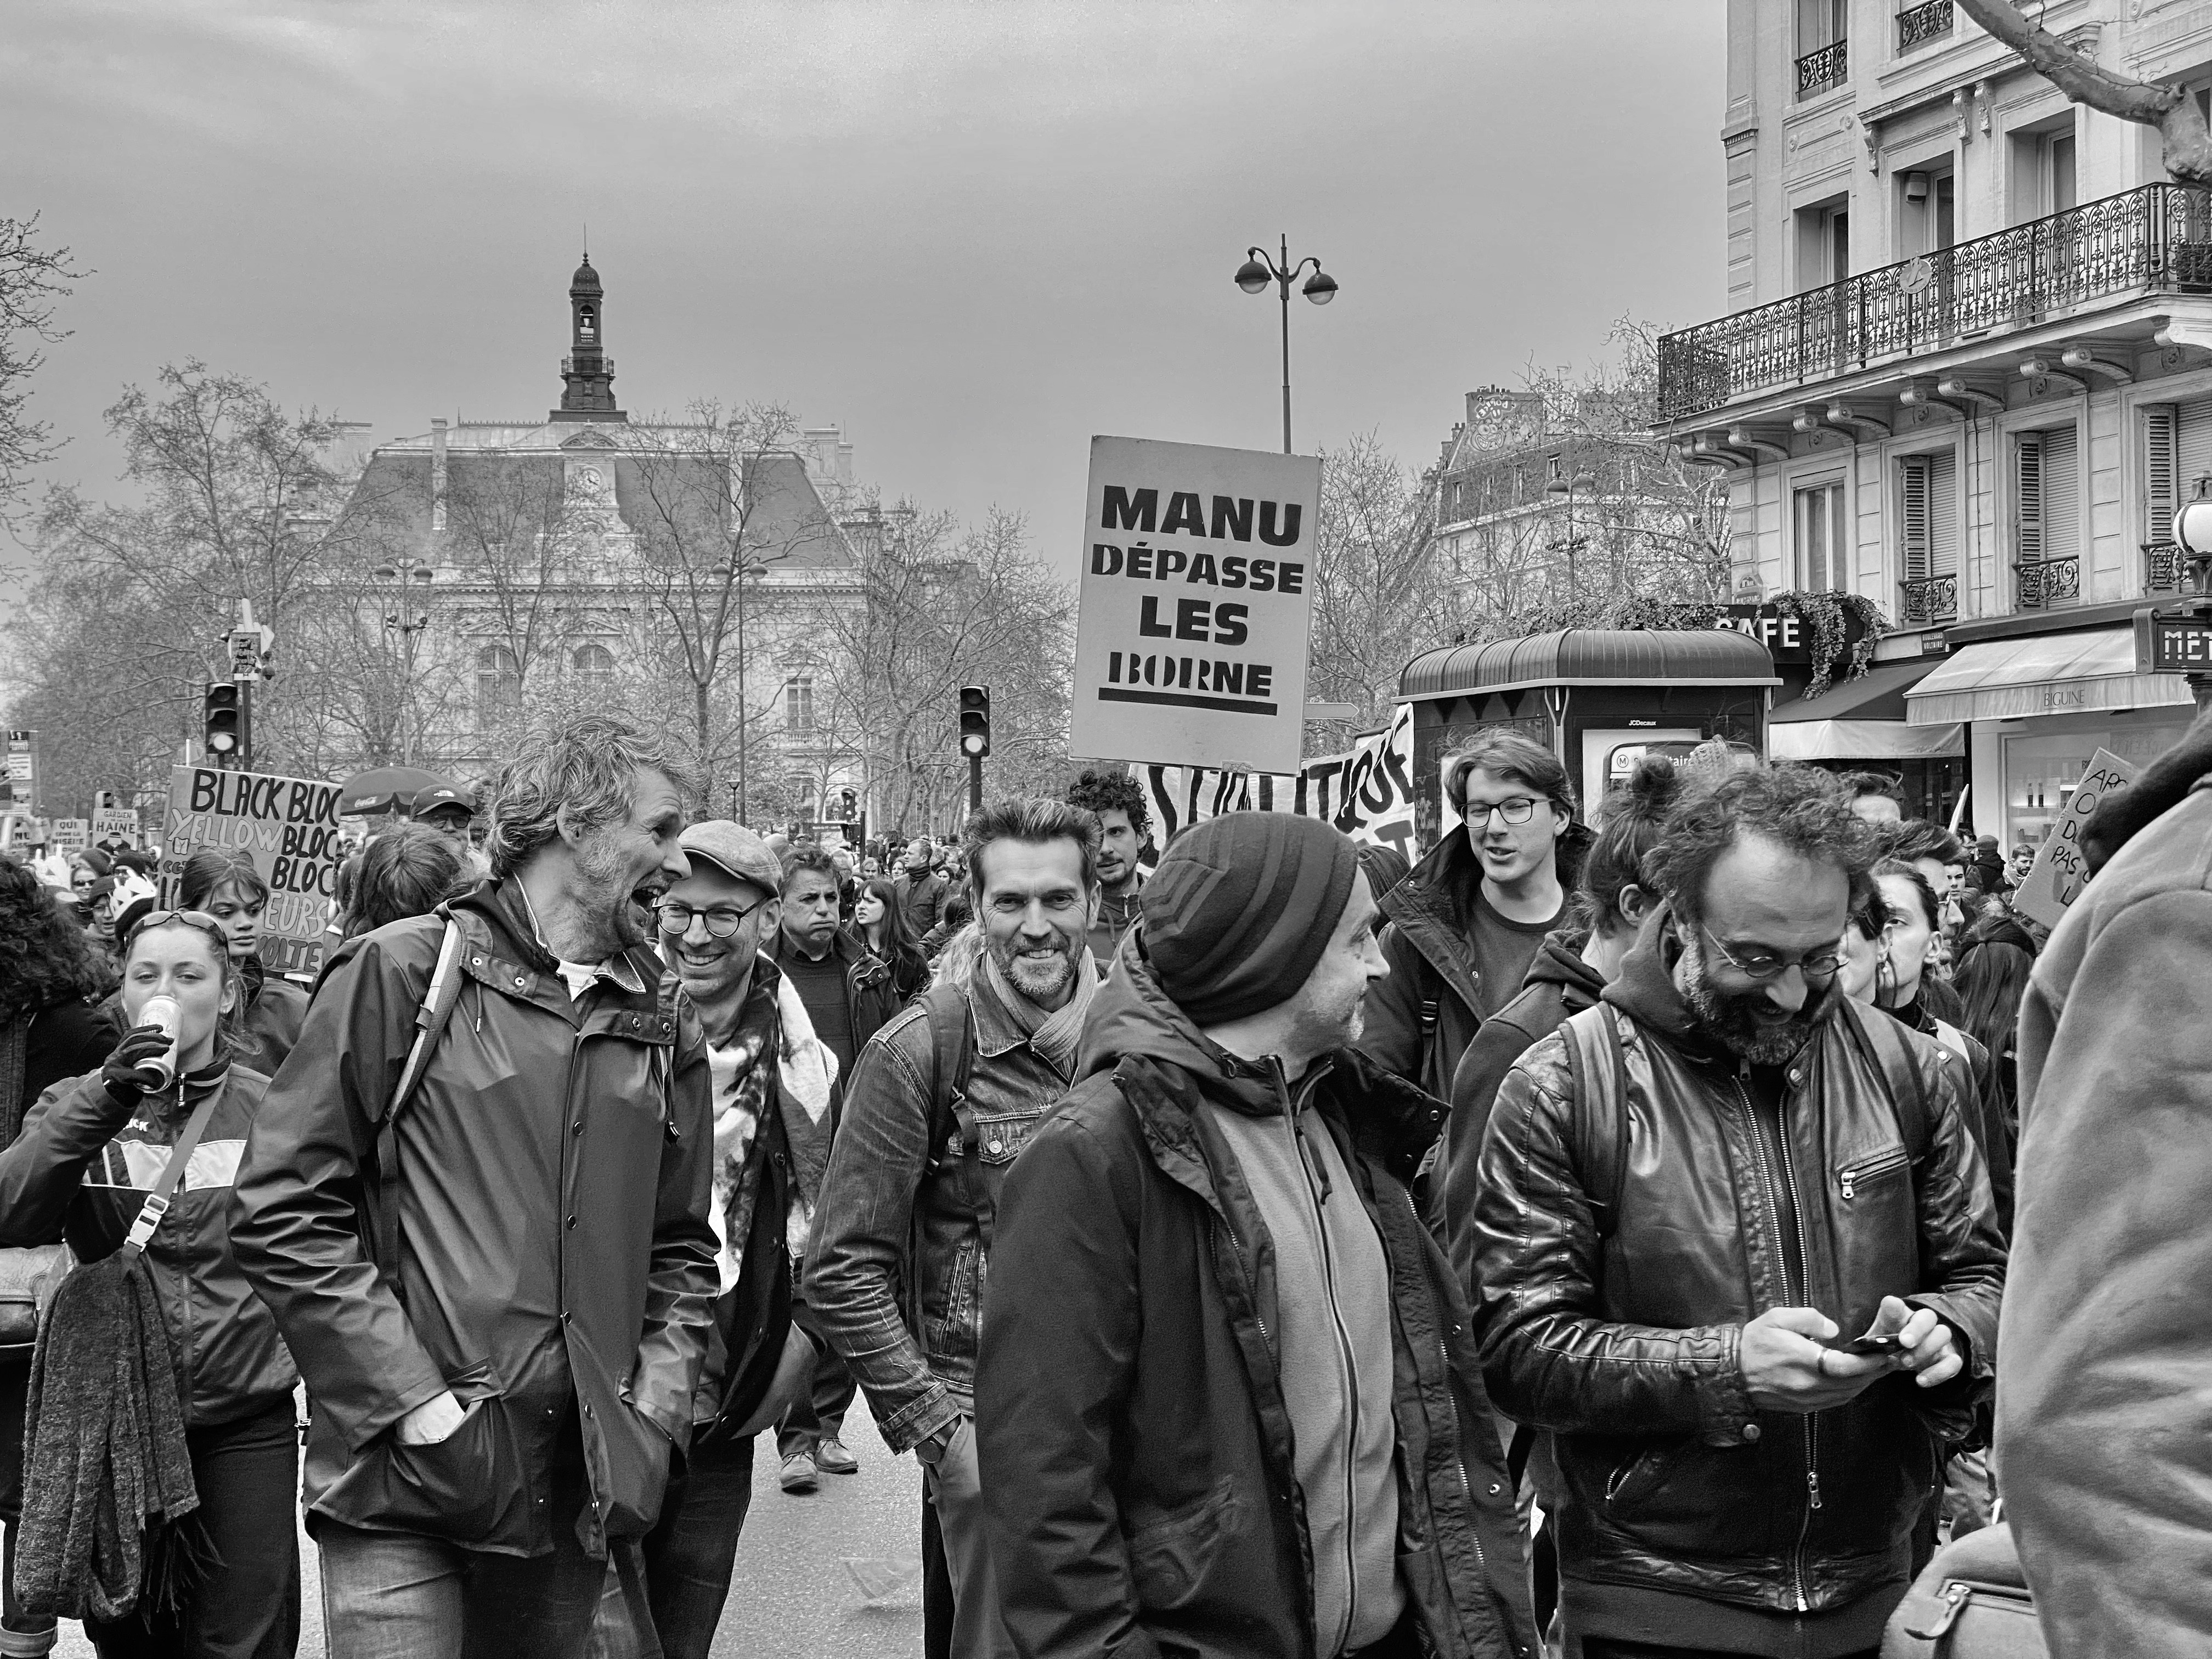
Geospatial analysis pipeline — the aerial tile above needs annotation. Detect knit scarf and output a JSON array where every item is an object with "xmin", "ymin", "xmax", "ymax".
[
  {"xmin": 16, "ymin": 1251, "xmax": 200, "ymax": 1622},
  {"xmin": 984, "ymin": 946, "xmax": 1101, "ymax": 1080}
]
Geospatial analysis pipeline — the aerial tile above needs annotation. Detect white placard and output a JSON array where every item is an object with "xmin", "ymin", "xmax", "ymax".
[
  {"xmin": 2012, "ymin": 747, "xmax": 2137, "ymax": 930},
  {"xmin": 1071, "ymin": 436, "xmax": 1321, "ymax": 775}
]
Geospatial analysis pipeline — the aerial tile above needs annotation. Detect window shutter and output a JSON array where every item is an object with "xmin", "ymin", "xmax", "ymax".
[
  {"xmin": 2015, "ymin": 432, "xmax": 2044, "ymax": 563},
  {"xmin": 2041, "ymin": 426, "xmax": 2079, "ymax": 562},
  {"xmin": 1927, "ymin": 450, "xmax": 1959, "ymax": 577},
  {"xmin": 2144, "ymin": 404, "xmax": 2178, "ymax": 543},
  {"xmin": 2176, "ymin": 397, "xmax": 2212, "ymax": 515},
  {"xmin": 1900, "ymin": 456, "xmax": 1931, "ymax": 581}
]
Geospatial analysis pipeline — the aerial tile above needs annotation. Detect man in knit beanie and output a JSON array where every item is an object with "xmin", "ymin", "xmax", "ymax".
[{"xmin": 975, "ymin": 812, "xmax": 1534, "ymax": 1659}]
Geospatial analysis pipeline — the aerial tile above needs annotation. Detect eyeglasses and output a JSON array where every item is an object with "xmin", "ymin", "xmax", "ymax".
[
  {"xmin": 1697, "ymin": 922, "xmax": 1844, "ymax": 983},
  {"xmin": 656, "ymin": 897, "xmax": 768, "ymax": 938},
  {"xmin": 128, "ymin": 910, "xmax": 230, "ymax": 949},
  {"xmin": 1465, "ymin": 797, "xmax": 1544, "ymax": 828}
]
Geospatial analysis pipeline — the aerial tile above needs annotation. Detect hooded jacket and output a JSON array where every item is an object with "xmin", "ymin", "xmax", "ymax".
[
  {"xmin": 1470, "ymin": 918, "xmax": 2006, "ymax": 1625},
  {"xmin": 233, "ymin": 879, "xmax": 718, "ymax": 1560},
  {"xmin": 975, "ymin": 944, "xmax": 1536, "ymax": 1659},
  {"xmin": 0, "ymin": 1063, "xmax": 297, "ymax": 1425},
  {"xmin": 1437, "ymin": 930, "xmax": 1605, "ymax": 1279},
  {"xmin": 1359, "ymin": 835, "xmax": 1491, "ymax": 1101},
  {"xmin": 1999, "ymin": 770, "xmax": 2212, "ymax": 1659}
]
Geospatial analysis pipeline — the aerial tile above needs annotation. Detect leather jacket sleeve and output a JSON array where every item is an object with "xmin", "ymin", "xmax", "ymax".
[
  {"xmin": 232, "ymin": 933, "xmax": 452, "ymax": 1452},
  {"xmin": 625, "ymin": 1010, "xmax": 719, "ymax": 1446},
  {"xmin": 1899, "ymin": 1039, "xmax": 2006, "ymax": 1406},
  {"xmin": 976, "ymin": 1107, "xmax": 1163, "ymax": 1659},
  {"xmin": 800, "ymin": 1017, "xmax": 962, "ymax": 1453},
  {"xmin": 1471, "ymin": 1039, "xmax": 1758, "ymax": 1446}
]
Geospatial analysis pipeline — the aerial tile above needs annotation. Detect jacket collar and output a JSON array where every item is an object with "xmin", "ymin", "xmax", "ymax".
[
  {"xmin": 1378, "ymin": 836, "xmax": 1485, "ymax": 1012},
  {"xmin": 450, "ymin": 878, "xmax": 661, "ymax": 1008}
]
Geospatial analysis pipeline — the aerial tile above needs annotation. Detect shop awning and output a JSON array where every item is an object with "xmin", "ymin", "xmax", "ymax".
[
  {"xmin": 1770, "ymin": 658, "xmax": 1940, "ymax": 725},
  {"xmin": 1905, "ymin": 629, "xmax": 2196, "ymax": 725},
  {"xmin": 1398, "ymin": 628, "xmax": 1778, "ymax": 702},
  {"xmin": 1768, "ymin": 719, "xmax": 1964, "ymax": 760}
]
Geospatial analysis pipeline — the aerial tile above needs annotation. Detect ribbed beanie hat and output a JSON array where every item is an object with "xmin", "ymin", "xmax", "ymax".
[{"xmin": 1141, "ymin": 811, "xmax": 1362, "ymax": 1026}]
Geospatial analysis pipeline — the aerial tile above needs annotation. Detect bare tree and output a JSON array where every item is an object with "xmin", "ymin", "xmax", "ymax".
[
  {"xmin": 0, "ymin": 214, "xmax": 85, "ymax": 513},
  {"xmin": 1956, "ymin": 0, "xmax": 2212, "ymax": 183}
]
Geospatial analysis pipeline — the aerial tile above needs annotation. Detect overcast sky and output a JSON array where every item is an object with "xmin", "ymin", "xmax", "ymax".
[{"xmin": 2, "ymin": 0, "xmax": 1726, "ymax": 589}]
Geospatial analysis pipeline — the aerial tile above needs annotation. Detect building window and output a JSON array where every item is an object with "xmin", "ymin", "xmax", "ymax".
[
  {"xmin": 2014, "ymin": 426, "xmax": 2081, "ymax": 607},
  {"xmin": 1898, "ymin": 450, "xmax": 1960, "ymax": 622},
  {"xmin": 1796, "ymin": 0, "xmax": 1847, "ymax": 98},
  {"xmin": 1793, "ymin": 481, "xmax": 1847, "ymax": 591},
  {"xmin": 1898, "ymin": 167, "xmax": 1955, "ymax": 259},
  {"xmin": 578, "ymin": 307, "xmax": 596, "ymax": 338},
  {"xmin": 2139, "ymin": 402, "xmax": 2212, "ymax": 591},
  {"xmin": 785, "ymin": 676, "xmax": 815, "ymax": 736},
  {"xmin": 475, "ymin": 645, "xmax": 522, "ymax": 729},
  {"xmin": 572, "ymin": 642, "xmax": 615, "ymax": 692},
  {"xmin": 1795, "ymin": 196, "xmax": 1850, "ymax": 291}
]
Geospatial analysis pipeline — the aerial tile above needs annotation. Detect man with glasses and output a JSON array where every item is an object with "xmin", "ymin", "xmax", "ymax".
[
  {"xmin": 1363, "ymin": 731, "xmax": 1582, "ymax": 1099},
  {"xmin": 1467, "ymin": 763, "xmax": 2005, "ymax": 1659},
  {"xmin": 595, "ymin": 820, "xmax": 840, "ymax": 1659}
]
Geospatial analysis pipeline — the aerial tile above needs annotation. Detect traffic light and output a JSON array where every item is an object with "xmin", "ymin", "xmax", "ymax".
[
  {"xmin": 204, "ymin": 681, "xmax": 244, "ymax": 766},
  {"xmin": 958, "ymin": 685, "xmax": 991, "ymax": 759}
]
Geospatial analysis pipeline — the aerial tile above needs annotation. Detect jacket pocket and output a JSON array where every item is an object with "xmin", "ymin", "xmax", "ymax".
[
  {"xmin": 310, "ymin": 1361, "xmax": 534, "ymax": 1549},
  {"xmin": 924, "ymin": 1235, "xmax": 980, "ymax": 1364},
  {"xmin": 1604, "ymin": 1441, "xmax": 1686, "ymax": 1516},
  {"xmin": 1837, "ymin": 1143, "xmax": 1911, "ymax": 1203},
  {"xmin": 970, "ymin": 1108, "xmax": 1040, "ymax": 1165},
  {"xmin": 1125, "ymin": 1476, "xmax": 1243, "ymax": 1613}
]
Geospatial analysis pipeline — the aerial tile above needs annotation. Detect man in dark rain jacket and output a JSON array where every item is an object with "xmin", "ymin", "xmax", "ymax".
[
  {"xmin": 978, "ymin": 811, "xmax": 1535, "ymax": 1659},
  {"xmin": 235, "ymin": 717, "xmax": 719, "ymax": 1659}
]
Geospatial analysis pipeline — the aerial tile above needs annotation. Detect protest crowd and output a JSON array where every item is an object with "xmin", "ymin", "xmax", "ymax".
[{"xmin": 1, "ymin": 701, "xmax": 2208, "ymax": 1659}]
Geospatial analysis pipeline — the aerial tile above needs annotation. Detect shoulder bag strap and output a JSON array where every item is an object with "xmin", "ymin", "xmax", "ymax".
[
  {"xmin": 120, "ymin": 1086, "xmax": 225, "ymax": 1256},
  {"xmin": 373, "ymin": 920, "xmax": 470, "ymax": 1289}
]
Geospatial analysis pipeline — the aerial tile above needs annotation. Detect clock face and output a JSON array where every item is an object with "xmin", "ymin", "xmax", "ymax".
[{"xmin": 577, "ymin": 467, "xmax": 602, "ymax": 490}]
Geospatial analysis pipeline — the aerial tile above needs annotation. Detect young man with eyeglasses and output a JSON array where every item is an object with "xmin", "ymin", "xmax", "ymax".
[
  {"xmin": 1466, "ymin": 763, "xmax": 2006, "ymax": 1659},
  {"xmin": 591, "ymin": 820, "xmax": 842, "ymax": 1659},
  {"xmin": 1362, "ymin": 731, "xmax": 1585, "ymax": 1099}
]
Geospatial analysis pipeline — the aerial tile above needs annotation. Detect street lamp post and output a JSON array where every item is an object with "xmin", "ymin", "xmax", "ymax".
[
  {"xmin": 714, "ymin": 555, "xmax": 771, "ymax": 826},
  {"xmin": 1235, "ymin": 235, "xmax": 1339, "ymax": 454},
  {"xmin": 1545, "ymin": 465, "xmax": 1599, "ymax": 592},
  {"xmin": 370, "ymin": 560, "xmax": 435, "ymax": 765}
]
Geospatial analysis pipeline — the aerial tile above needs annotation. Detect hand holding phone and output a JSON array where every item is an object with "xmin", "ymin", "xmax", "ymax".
[{"xmin": 1834, "ymin": 1329, "xmax": 1903, "ymax": 1357}]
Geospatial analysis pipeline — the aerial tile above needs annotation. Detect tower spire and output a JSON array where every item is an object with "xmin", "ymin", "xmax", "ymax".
[{"xmin": 552, "ymin": 247, "xmax": 624, "ymax": 422}]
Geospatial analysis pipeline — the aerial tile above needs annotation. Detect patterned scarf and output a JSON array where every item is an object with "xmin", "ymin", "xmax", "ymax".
[
  {"xmin": 983, "ymin": 945, "xmax": 1101, "ymax": 1081},
  {"xmin": 705, "ymin": 964, "xmax": 839, "ymax": 1292}
]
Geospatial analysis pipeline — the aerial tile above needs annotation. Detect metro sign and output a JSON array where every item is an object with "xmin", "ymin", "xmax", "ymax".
[{"xmin": 2135, "ymin": 605, "xmax": 2212, "ymax": 675}]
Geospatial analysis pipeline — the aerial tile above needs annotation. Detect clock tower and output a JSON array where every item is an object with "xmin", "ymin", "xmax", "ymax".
[{"xmin": 552, "ymin": 252, "xmax": 626, "ymax": 422}]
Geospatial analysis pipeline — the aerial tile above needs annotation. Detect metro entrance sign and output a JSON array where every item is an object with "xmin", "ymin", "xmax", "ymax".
[{"xmin": 2135, "ymin": 605, "xmax": 2212, "ymax": 674}]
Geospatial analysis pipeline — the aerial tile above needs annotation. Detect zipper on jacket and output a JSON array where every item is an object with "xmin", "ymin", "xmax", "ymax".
[
  {"xmin": 1274, "ymin": 1060, "xmax": 1362, "ymax": 1656},
  {"xmin": 1734, "ymin": 1070, "xmax": 1816, "ymax": 1614},
  {"xmin": 1407, "ymin": 1193, "xmax": 1489, "ymax": 1589},
  {"xmin": 1837, "ymin": 1144, "xmax": 1910, "ymax": 1202}
]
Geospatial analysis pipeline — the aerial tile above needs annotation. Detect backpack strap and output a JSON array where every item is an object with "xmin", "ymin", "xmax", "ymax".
[
  {"xmin": 372, "ymin": 919, "xmax": 469, "ymax": 1289},
  {"xmin": 1559, "ymin": 1004, "xmax": 1632, "ymax": 1240},
  {"xmin": 1848, "ymin": 1001, "xmax": 1933, "ymax": 1164},
  {"xmin": 920, "ymin": 983, "xmax": 977, "ymax": 1177}
]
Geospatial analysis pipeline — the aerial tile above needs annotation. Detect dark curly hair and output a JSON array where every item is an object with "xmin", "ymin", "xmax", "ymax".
[
  {"xmin": 0, "ymin": 855, "xmax": 116, "ymax": 1019},
  {"xmin": 1579, "ymin": 754, "xmax": 1688, "ymax": 937},
  {"xmin": 1644, "ymin": 763, "xmax": 1881, "ymax": 927},
  {"xmin": 1064, "ymin": 766, "xmax": 1150, "ymax": 839}
]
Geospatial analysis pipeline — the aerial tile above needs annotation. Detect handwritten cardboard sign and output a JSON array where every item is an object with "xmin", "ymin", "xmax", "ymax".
[{"xmin": 2011, "ymin": 747, "xmax": 2137, "ymax": 930}]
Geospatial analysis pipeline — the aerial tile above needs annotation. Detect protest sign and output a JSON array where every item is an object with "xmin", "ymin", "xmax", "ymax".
[
  {"xmin": 1071, "ymin": 436, "xmax": 1321, "ymax": 775},
  {"xmin": 2011, "ymin": 747, "xmax": 2137, "ymax": 931},
  {"xmin": 160, "ymin": 765, "xmax": 346, "ymax": 977},
  {"xmin": 1135, "ymin": 703, "xmax": 1416, "ymax": 855},
  {"xmin": 4, "ymin": 730, "xmax": 34, "ymax": 815},
  {"xmin": 92, "ymin": 806, "xmax": 140, "ymax": 846},
  {"xmin": 48, "ymin": 819, "xmax": 90, "ymax": 854}
]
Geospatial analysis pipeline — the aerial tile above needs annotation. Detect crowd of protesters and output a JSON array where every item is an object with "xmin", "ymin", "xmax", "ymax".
[{"xmin": 0, "ymin": 704, "xmax": 2204, "ymax": 1657}]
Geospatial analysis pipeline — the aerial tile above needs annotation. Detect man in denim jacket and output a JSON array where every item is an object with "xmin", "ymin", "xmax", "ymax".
[{"xmin": 805, "ymin": 798, "xmax": 1104, "ymax": 1659}]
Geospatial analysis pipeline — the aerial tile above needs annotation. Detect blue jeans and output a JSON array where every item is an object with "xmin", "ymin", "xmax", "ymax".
[
  {"xmin": 316, "ymin": 1426, "xmax": 604, "ymax": 1659},
  {"xmin": 589, "ymin": 1434, "xmax": 756, "ymax": 1659}
]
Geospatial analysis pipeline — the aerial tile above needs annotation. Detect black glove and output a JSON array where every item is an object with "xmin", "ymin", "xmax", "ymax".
[{"xmin": 100, "ymin": 1024, "xmax": 173, "ymax": 1105}]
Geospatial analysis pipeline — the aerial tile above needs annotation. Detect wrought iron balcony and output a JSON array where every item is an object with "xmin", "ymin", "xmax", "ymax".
[
  {"xmin": 2013, "ymin": 556, "xmax": 2080, "ymax": 610},
  {"xmin": 1898, "ymin": 0, "xmax": 1952, "ymax": 53},
  {"xmin": 1658, "ymin": 183, "xmax": 2212, "ymax": 420},
  {"xmin": 1898, "ymin": 573, "xmax": 1959, "ymax": 624},
  {"xmin": 1797, "ymin": 40, "xmax": 1848, "ymax": 98},
  {"xmin": 2146, "ymin": 541, "xmax": 2194, "ymax": 593}
]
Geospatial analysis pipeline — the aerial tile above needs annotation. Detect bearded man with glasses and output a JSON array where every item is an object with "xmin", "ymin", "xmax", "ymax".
[{"xmin": 1468, "ymin": 763, "xmax": 2005, "ymax": 1659}]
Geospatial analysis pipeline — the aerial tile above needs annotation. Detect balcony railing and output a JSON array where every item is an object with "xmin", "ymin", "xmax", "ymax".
[
  {"xmin": 1899, "ymin": 573, "xmax": 1959, "ymax": 624},
  {"xmin": 2014, "ymin": 556, "xmax": 2080, "ymax": 610},
  {"xmin": 1658, "ymin": 184, "xmax": 2212, "ymax": 420},
  {"xmin": 2146, "ymin": 541, "xmax": 2194, "ymax": 593},
  {"xmin": 1797, "ymin": 40, "xmax": 1848, "ymax": 98},
  {"xmin": 1898, "ymin": 0, "xmax": 1952, "ymax": 53}
]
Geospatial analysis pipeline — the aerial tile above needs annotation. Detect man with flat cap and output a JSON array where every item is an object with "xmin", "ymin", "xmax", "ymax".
[{"xmin": 976, "ymin": 811, "xmax": 1536, "ymax": 1659}]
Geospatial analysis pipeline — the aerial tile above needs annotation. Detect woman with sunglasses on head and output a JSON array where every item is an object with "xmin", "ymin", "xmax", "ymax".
[
  {"xmin": 0, "ymin": 910, "xmax": 300, "ymax": 1656},
  {"xmin": 851, "ymin": 877, "xmax": 928, "ymax": 1007},
  {"xmin": 176, "ymin": 849, "xmax": 308, "ymax": 1075}
]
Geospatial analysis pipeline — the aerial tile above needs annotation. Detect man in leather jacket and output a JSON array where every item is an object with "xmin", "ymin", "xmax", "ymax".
[{"xmin": 1470, "ymin": 764, "xmax": 2005, "ymax": 1659}]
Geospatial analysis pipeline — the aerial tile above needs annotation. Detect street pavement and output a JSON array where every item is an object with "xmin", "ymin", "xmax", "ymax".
[{"xmin": 53, "ymin": 1407, "xmax": 925, "ymax": 1658}]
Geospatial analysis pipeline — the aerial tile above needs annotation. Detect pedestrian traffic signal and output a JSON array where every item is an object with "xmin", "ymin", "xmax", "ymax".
[
  {"xmin": 958, "ymin": 686, "xmax": 991, "ymax": 759},
  {"xmin": 205, "ymin": 681, "xmax": 244, "ymax": 763}
]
